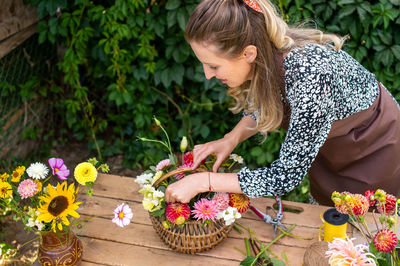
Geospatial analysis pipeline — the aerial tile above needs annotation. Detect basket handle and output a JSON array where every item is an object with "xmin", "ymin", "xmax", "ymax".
[{"xmin": 153, "ymin": 167, "xmax": 206, "ymax": 188}]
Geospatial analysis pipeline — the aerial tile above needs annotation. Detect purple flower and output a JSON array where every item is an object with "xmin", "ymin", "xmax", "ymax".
[{"xmin": 48, "ymin": 158, "xmax": 70, "ymax": 180}]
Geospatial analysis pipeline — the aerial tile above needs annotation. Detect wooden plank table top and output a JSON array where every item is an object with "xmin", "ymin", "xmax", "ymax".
[{"xmin": 76, "ymin": 174, "xmax": 343, "ymax": 266}]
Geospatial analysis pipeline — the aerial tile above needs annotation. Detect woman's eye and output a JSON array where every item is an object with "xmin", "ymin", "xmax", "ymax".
[{"xmin": 209, "ymin": 66, "xmax": 217, "ymax": 70}]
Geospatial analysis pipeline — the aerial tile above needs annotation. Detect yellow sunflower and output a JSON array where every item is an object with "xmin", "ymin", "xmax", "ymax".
[
  {"xmin": 37, "ymin": 181, "xmax": 81, "ymax": 232},
  {"xmin": 0, "ymin": 173, "xmax": 9, "ymax": 182},
  {"xmin": 11, "ymin": 166, "xmax": 25, "ymax": 182},
  {"xmin": 33, "ymin": 179, "xmax": 42, "ymax": 194},
  {"xmin": 0, "ymin": 181, "xmax": 12, "ymax": 198},
  {"xmin": 74, "ymin": 162, "xmax": 97, "ymax": 185}
]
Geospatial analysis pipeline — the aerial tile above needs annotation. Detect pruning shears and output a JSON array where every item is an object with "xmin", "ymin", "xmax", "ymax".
[{"xmin": 249, "ymin": 196, "xmax": 290, "ymax": 236}]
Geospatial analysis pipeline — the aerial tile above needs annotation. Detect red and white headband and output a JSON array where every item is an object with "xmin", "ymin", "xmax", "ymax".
[{"xmin": 242, "ymin": 0, "xmax": 262, "ymax": 13}]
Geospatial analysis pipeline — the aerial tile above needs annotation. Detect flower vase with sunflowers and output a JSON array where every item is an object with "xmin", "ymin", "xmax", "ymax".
[
  {"xmin": 136, "ymin": 117, "xmax": 251, "ymax": 254},
  {"xmin": 0, "ymin": 158, "xmax": 133, "ymax": 265}
]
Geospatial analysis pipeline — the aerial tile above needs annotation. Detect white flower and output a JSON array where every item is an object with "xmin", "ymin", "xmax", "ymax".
[
  {"xmin": 135, "ymin": 173, "xmax": 153, "ymax": 188},
  {"xmin": 151, "ymin": 171, "xmax": 163, "ymax": 185},
  {"xmin": 153, "ymin": 190, "xmax": 164, "ymax": 199},
  {"xmin": 35, "ymin": 220, "xmax": 44, "ymax": 231},
  {"xmin": 26, "ymin": 218, "xmax": 35, "ymax": 227},
  {"xmin": 217, "ymin": 206, "xmax": 241, "ymax": 226},
  {"xmin": 229, "ymin": 154, "xmax": 244, "ymax": 164},
  {"xmin": 26, "ymin": 162, "xmax": 49, "ymax": 179}
]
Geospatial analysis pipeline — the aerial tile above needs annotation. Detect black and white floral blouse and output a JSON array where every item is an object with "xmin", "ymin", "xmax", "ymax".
[{"xmin": 237, "ymin": 43, "xmax": 379, "ymax": 198}]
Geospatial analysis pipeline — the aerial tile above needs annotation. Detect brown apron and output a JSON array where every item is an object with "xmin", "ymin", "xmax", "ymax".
[{"xmin": 307, "ymin": 83, "xmax": 400, "ymax": 206}]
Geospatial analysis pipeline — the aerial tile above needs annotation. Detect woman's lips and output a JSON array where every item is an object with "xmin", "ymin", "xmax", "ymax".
[{"xmin": 221, "ymin": 79, "xmax": 227, "ymax": 84}]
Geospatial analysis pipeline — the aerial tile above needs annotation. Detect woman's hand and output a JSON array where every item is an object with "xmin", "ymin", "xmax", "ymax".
[
  {"xmin": 192, "ymin": 116, "xmax": 258, "ymax": 172},
  {"xmin": 165, "ymin": 173, "xmax": 207, "ymax": 203},
  {"xmin": 192, "ymin": 137, "xmax": 237, "ymax": 172}
]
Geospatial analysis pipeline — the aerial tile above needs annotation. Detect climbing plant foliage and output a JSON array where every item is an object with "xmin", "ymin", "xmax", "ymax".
[{"xmin": 20, "ymin": 0, "xmax": 400, "ymax": 190}]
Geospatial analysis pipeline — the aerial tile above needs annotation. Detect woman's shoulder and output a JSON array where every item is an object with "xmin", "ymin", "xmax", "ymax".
[{"xmin": 283, "ymin": 43, "xmax": 336, "ymax": 71}]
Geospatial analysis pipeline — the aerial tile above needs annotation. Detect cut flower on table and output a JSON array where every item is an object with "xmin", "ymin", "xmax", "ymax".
[{"xmin": 326, "ymin": 190, "xmax": 400, "ymax": 265}]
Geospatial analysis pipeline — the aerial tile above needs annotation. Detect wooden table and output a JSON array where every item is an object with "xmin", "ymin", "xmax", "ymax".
[{"xmin": 77, "ymin": 174, "xmax": 343, "ymax": 265}]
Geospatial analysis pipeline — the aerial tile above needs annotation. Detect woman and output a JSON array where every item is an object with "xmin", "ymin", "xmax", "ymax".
[{"xmin": 164, "ymin": 0, "xmax": 400, "ymax": 206}]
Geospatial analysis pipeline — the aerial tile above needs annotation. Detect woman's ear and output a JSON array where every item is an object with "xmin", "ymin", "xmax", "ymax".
[{"xmin": 243, "ymin": 45, "xmax": 257, "ymax": 63}]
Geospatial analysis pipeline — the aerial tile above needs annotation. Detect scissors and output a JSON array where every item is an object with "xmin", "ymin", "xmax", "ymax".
[{"xmin": 249, "ymin": 196, "xmax": 290, "ymax": 236}]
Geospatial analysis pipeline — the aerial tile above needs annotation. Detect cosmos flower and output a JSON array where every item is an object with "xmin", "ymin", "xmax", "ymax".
[
  {"xmin": 112, "ymin": 203, "xmax": 133, "ymax": 228},
  {"xmin": 26, "ymin": 162, "xmax": 49, "ymax": 180},
  {"xmin": 326, "ymin": 237, "xmax": 376, "ymax": 266},
  {"xmin": 17, "ymin": 179, "xmax": 38, "ymax": 199},
  {"xmin": 192, "ymin": 198, "xmax": 219, "ymax": 222},
  {"xmin": 48, "ymin": 158, "xmax": 70, "ymax": 180},
  {"xmin": 166, "ymin": 202, "xmax": 190, "ymax": 224},
  {"xmin": 373, "ymin": 229, "xmax": 397, "ymax": 253},
  {"xmin": 229, "ymin": 193, "xmax": 250, "ymax": 213}
]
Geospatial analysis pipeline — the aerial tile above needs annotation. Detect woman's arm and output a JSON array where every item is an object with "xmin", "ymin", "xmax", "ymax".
[
  {"xmin": 192, "ymin": 115, "xmax": 258, "ymax": 172},
  {"xmin": 165, "ymin": 172, "xmax": 242, "ymax": 203}
]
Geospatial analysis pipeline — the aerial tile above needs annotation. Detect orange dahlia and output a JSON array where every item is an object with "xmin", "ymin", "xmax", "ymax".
[
  {"xmin": 335, "ymin": 193, "xmax": 369, "ymax": 216},
  {"xmin": 373, "ymin": 229, "xmax": 397, "ymax": 253},
  {"xmin": 165, "ymin": 203, "xmax": 190, "ymax": 224},
  {"xmin": 229, "ymin": 193, "xmax": 250, "ymax": 213},
  {"xmin": 377, "ymin": 194, "xmax": 397, "ymax": 215}
]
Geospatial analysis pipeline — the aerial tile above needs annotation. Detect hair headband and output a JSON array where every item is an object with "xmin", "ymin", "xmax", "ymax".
[{"xmin": 242, "ymin": 0, "xmax": 262, "ymax": 13}]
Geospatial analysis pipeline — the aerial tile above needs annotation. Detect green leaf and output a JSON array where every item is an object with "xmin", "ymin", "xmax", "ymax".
[
  {"xmin": 165, "ymin": 0, "xmax": 180, "ymax": 10},
  {"xmin": 338, "ymin": 5, "xmax": 356, "ymax": 19},
  {"xmin": 240, "ymin": 256, "xmax": 257, "ymax": 266},
  {"xmin": 177, "ymin": 8, "xmax": 187, "ymax": 31},
  {"xmin": 199, "ymin": 125, "xmax": 210, "ymax": 138},
  {"xmin": 391, "ymin": 45, "xmax": 400, "ymax": 60}
]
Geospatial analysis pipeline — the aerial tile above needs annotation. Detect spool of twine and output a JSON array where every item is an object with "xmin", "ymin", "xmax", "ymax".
[{"xmin": 303, "ymin": 241, "xmax": 330, "ymax": 266}]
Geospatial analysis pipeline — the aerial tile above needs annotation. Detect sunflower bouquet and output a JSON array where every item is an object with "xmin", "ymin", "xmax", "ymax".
[
  {"xmin": 136, "ymin": 117, "xmax": 250, "ymax": 229},
  {"xmin": 0, "ymin": 157, "xmax": 133, "ymax": 258},
  {"xmin": 326, "ymin": 190, "xmax": 400, "ymax": 265}
]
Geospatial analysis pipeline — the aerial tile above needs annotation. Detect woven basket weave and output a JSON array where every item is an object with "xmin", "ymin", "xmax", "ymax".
[{"xmin": 150, "ymin": 167, "xmax": 234, "ymax": 254}]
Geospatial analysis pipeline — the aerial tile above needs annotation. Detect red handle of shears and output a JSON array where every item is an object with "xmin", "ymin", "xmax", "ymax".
[{"xmin": 249, "ymin": 205, "xmax": 265, "ymax": 220}]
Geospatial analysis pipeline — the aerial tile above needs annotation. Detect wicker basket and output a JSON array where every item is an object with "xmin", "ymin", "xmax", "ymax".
[{"xmin": 150, "ymin": 167, "xmax": 234, "ymax": 254}]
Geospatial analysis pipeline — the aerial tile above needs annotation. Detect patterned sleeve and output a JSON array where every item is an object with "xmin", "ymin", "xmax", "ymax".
[{"xmin": 237, "ymin": 46, "xmax": 336, "ymax": 198}]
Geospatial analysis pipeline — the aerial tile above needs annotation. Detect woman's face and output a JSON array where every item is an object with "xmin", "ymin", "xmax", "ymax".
[{"xmin": 190, "ymin": 42, "xmax": 255, "ymax": 88}]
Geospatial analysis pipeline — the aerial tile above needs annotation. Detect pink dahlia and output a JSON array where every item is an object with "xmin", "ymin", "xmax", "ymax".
[
  {"xmin": 165, "ymin": 202, "xmax": 190, "ymax": 224},
  {"xmin": 192, "ymin": 198, "xmax": 219, "ymax": 222},
  {"xmin": 183, "ymin": 152, "xmax": 193, "ymax": 165},
  {"xmin": 326, "ymin": 237, "xmax": 376, "ymax": 265},
  {"xmin": 229, "ymin": 193, "xmax": 250, "ymax": 213},
  {"xmin": 48, "ymin": 158, "xmax": 70, "ymax": 180},
  {"xmin": 212, "ymin": 192, "xmax": 230, "ymax": 212},
  {"xmin": 175, "ymin": 163, "xmax": 193, "ymax": 179},
  {"xmin": 373, "ymin": 229, "xmax": 397, "ymax": 253},
  {"xmin": 156, "ymin": 159, "xmax": 171, "ymax": 171},
  {"xmin": 17, "ymin": 179, "xmax": 38, "ymax": 199},
  {"xmin": 377, "ymin": 194, "xmax": 397, "ymax": 215}
]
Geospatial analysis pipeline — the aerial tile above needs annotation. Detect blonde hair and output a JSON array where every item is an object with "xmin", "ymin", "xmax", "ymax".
[{"xmin": 185, "ymin": 0, "xmax": 344, "ymax": 135}]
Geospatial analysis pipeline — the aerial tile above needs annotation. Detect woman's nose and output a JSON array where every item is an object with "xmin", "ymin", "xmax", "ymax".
[{"xmin": 203, "ymin": 67, "xmax": 215, "ymax": 80}]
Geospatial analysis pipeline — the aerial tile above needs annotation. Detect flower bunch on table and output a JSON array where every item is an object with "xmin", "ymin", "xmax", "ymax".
[
  {"xmin": 136, "ymin": 116, "xmax": 250, "ymax": 228},
  {"xmin": 0, "ymin": 157, "xmax": 133, "ymax": 239},
  {"xmin": 326, "ymin": 189, "xmax": 400, "ymax": 265}
]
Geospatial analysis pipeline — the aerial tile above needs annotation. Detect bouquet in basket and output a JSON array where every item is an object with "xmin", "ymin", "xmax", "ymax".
[
  {"xmin": 136, "ymin": 117, "xmax": 250, "ymax": 229},
  {"xmin": 326, "ymin": 189, "xmax": 400, "ymax": 265}
]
